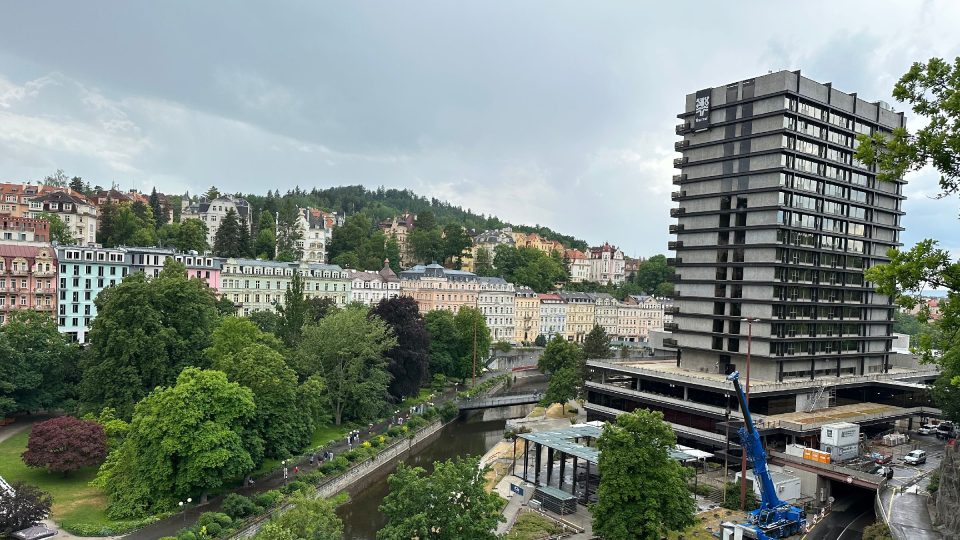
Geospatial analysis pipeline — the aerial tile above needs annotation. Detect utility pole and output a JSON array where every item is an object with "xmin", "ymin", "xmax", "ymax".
[
  {"xmin": 472, "ymin": 316, "xmax": 477, "ymax": 387},
  {"xmin": 274, "ymin": 211, "xmax": 280, "ymax": 259},
  {"xmin": 740, "ymin": 318, "xmax": 755, "ymax": 511}
]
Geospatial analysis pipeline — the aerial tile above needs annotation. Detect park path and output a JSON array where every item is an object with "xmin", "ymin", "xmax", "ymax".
[
  {"xmin": 0, "ymin": 415, "xmax": 46, "ymax": 444},
  {"xmin": 124, "ymin": 386, "xmax": 464, "ymax": 539}
]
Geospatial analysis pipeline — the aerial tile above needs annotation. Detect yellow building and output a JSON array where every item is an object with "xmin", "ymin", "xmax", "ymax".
[
  {"xmin": 560, "ymin": 292, "xmax": 596, "ymax": 343},
  {"xmin": 514, "ymin": 287, "xmax": 540, "ymax": 344}
]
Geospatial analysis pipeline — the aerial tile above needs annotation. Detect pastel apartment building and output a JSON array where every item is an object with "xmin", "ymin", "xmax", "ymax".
[
  {"xmin": 514, "ymin": 287, "xmax": 540, "ymax": 344},
  {"xmin": 181, "ymin": 195, "xmax": 252, "ymax": 248},
  {"xmin": 296, "ymin": 207, "xmax": 341, "ymax": 264},
  {"xmin": 477, "ymin": 276, "xmax": 516, "ymax": 343},
  {"xmin": 538, "ymin": 293, "xmax": 567, "ymax": 339},
  {"xmin": 1, "ymin": 216, "xmax": 50, "ymax": 243},
  {"xmin": 564, "ymin": 249, "xmax": 591, "ymax": 283},
  {"xmin": 0, "ymin": 183, "xmax": 60, "ymax": 218},
  {"xmin": 55, "ymin": 245, "xmax": 129, "ymax": 343},
  {"xmin": 347, "ymin": 260, "xmax": 401, "ymax": 306},
  {"xmin": 560, "ymin": 292, "xmax": 595, "ymax": 343},
  {"xmin": 219, "ymin": 259, "xmax": 352, "ymax": 316},
  {"xmin": 588, "ymin": 243, "xmax": 626, "ymax": 285},
  {"xmin": 31, "ymin": 191, "xmax": 98, "ymax": 245},
  {"xmin": 380, "ymin": 213, "xmax": 416, "ymax": 267},
  {"xmin": 0, "ymin": 243, "xmax": 57, "ymax": 325}
]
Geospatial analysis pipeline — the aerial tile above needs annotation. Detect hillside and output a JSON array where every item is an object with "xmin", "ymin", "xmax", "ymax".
[{"xmin": 242, "ymin": 185, "xmax": 589, "ymax": 251}]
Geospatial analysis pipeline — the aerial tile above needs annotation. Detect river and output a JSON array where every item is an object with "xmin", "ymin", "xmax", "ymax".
[
  {"xmin": 336, "ymin": 415, "xmax": 509, "ymax": 539},
  {"xmin": 337, "ymin": 374, "xmax": 547, "ymax": 539}
]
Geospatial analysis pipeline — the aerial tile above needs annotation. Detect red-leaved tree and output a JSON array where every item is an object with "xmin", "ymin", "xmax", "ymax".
[{"xmin": 21, "ymin": 416, "xmax": 107, "ymax": 474}]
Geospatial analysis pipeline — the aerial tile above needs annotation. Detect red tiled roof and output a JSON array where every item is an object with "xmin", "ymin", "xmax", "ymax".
[{"xmin": 0, "ymin": 243, "xmax": 56, "ymax": 260}]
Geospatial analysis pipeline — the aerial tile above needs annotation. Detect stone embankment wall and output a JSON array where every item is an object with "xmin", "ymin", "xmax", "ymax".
[
  {"xmin": 935, "ymin": 445, "xmax": 960, "ymax": 536},
  {"xmin": 232, "ymin": 420, "xmax": 446, "ymax": 539}
]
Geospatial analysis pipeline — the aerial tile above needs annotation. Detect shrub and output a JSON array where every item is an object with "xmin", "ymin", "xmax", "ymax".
[
  {"xmin": 198, "ymin": 512, "xmax": 231, "ymax": 528},
  {"xmin": 205, "ymin": 522, "xmax": 223, "ymax": 537},
  {"xmin": 431, "ymin": 373, "xmax": 447, "ymax": 393},
  {"xmin": 160, "ymin": 537, "xmax": 178, "ymax": 540},
  {"xmin": 362, "ymin": 441, "xmax": 372, "ymax": 449},
  {"xmin": 281, "ymin": 480, "xmax": 309, "ymax": 495},
  {"xmin": 493, "ymin": 340, "xmax": 512, "ymax": 352},
  {"xmin": 862, "ymin": 521, "xmax": 893, "ymax": 540},
  {"xmin": 221, "ymin": 493, "xmax": 257, "ymax": 519},
  {"xmin": 254, "ymin": 490, "xmax": 283, "ymax": 509},
  {"xmin": 22, "ymin": 416, "xmax": 108, "ymax": 474},
  {"xmin": 176, "ymin": 531, "xmax": 197, "ymax": 540},
  {"xmin": 213, "ymin": 513, "xmax": 232, "ymax": 528},
  {"xmin": 439, "ymin": 401, "xmax": 459, "ymax": 422},
  {"xmin": 928, "ymin": 471, "xmax": 940, "ymax": 494},
  {"xmin": 387, "ymin": 426, "xmax": 403, "ymax": 438},
  {"xmin": 300, "ymin": 470, "xmax": 324, "ymax": 485}
]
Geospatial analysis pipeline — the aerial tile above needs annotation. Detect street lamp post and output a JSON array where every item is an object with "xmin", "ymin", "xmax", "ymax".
[
  {"xmin": 282, "ymin": 460, "xmax": 289, "ymax": 486},
  {"xmin": 179, "ymin": 497, "xmax": 192, "ymax": 525},
  {"xmin": 739, "ymin": 317, "xmax": 759, "ymax": 511}
]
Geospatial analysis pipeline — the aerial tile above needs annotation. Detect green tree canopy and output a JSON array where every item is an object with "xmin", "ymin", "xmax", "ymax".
[
  {"xmin": 453, "ymin": 306, "xmax": 492, "ymax": 383},
  {"xmin": 79, "ymin": 260, "xmax": 220, "ymax": 418},
  {"xmin": 94, "ymin": 368, "xmax": 256, "ymax": 518},
  {"xmin": 591, "ymin": 409, "xmax": 695, "ymax": 540},
  {"xmin": 254, "ymin": 210, "xmax": 277, "ymax": 259},
  {"xmin": 37, "ymin": 212, "xmax": 75, "ymax": 244},
  {"xmin": 632, "ymin": 254, "xmax": 674, "ymax": 295},
  {"xmin": 213, "ymin": 208, "xmax": 244, "ymax": 257},
  {"xmin": 256, "ymin": 492, "xmax": 343, "ymax": 540},
  {"xmin": 204, "ymin": 316, "xmax": 284, "ymax": 366},
  {"xmin": 378, "ymin": 457, "xmax": 504, "ymax": 540},
  {"xmin": 0, "ymin": 310, "xmax": 79, "ymax": 416},
  {"xmin": 854, "ymin": 57, "xmax": 960, "ymax": 421},
  {"xmin": 212, "ymin": 343, "xmax": 317, "ymax": 460},
  {"xmin": 276, "ymin": 271, "xmax": 308, "ymax": 347},
  {"xmin": 493, "ymin": 246, "xmax": 567, "ymax": 292},
  {"xmin": 424, "ymin": 310, "xmax": 458, "ymax": 378},
  {"xmin": 537, "ymin": 335, "xmax": 585, "ymax": 405},
  {"xmin": 296, "ymin": 306, "xmax": 396, "ymax": 425},
  {"xmin": 583, "ymin": 324, "xmax": 612, "ymax": 359}
]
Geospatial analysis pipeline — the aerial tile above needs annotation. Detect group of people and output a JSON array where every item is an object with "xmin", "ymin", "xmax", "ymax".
[
  {"xmin": 309, "ymin": 449, "xmax": 335, "ymax": 465},
  {"xmin": 346, "ymin": 430, "xmax": 362, "ymax": 448}
]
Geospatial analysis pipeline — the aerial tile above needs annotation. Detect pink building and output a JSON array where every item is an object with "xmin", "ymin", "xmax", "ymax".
[
  {"xmin": 174, "ymin": 253, "xmax": 224, "ymax": 291},
  {"xmin": 0, "ymin": 242, "xmax": 57, "ymax": 324}
]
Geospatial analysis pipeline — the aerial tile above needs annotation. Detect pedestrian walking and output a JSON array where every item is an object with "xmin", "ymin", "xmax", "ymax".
[
  {"xmin": 310, "ymin": 453, "xmax": 315, "ymax": 465},
  {"xmin": 294, "ymin": 466, "xmax": 300, "ymax": 475}
]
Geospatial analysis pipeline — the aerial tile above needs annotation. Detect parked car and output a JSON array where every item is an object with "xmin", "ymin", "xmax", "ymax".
[
  {"xmin": 904, "ymin": 450, "xmax": 927, "ymax": 465},
  {"xmin": 936, "ymin": 422, "xmax": 956, "ymax": 440},
  {"xmin": 874, "ymin": 452, "xmax": 893, "ymax": 464},
  {"xmin": 918, "ymin": 424, "xmax": 937, "ymax": 435}
]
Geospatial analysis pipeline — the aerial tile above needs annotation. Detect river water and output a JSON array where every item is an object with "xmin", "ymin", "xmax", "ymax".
[
  {"xmin": 336, "ymin": 374, "xmax": 547, "ymax": 539},
  {"xmin": 336, "ymin": 415, "xmax": 509, "ymax": 539}
]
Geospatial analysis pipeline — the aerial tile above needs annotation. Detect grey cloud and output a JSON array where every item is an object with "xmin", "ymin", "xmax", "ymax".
[{"xmin": 1, "ymin": 1, "xmax": 960, "ymax": 255}]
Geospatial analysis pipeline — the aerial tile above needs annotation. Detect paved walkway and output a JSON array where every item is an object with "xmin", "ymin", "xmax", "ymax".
[
  {"xmin": 0, "ymin": 415, "xmax": 46, "ymax": 444},
  {"xmin": 125, "ymin": 386, "xmax": 465, "ymax": 539},
  {"xmin": 879, "ymin": 486, "xmax": 943, "ymax": 540}
]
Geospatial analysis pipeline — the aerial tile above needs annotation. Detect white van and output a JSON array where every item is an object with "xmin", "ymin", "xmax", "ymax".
[{"xmin": 904, "ymin": 449, "xmax": 927, "ymax": 465}]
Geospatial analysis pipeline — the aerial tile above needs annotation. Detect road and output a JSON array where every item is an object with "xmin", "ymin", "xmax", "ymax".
[{"xmin": 805, "ymin": 495, "xmax": 874, "ymax": 540}]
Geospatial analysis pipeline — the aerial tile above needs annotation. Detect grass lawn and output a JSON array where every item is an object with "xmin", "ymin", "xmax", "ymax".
[
  {"xmin": 504, "ymin": 511, "xmax": 563, "ymax": 540},
  {"xmin": 0, "ymin": 430, "xmax": 125, "ymax": 533},
  {"xmin": 250, "ymin": 423, "xmax": 354, "ymax": 478},
  {"xmin": 399, "ymin": 388, "xmax": 434, "ymax": 409},
  {"xmin": 666, "ymin": 509, "xmax": 748, "ymax": 540}
]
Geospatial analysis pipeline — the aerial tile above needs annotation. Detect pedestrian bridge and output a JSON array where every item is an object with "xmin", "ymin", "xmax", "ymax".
[{"xmin": 458, "ymin": 393, "xmax": 541, "ymax": 410}]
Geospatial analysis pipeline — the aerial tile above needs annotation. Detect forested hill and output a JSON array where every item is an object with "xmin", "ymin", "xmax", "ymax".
[{"xmin": 242, "ymin": 185, "xmax": 589, "ymax": 251}]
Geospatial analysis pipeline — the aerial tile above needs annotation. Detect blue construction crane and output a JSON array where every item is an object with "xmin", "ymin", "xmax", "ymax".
[{"xmin": 727, "ymin": 371, "xmax": 806, "ymax": 539}]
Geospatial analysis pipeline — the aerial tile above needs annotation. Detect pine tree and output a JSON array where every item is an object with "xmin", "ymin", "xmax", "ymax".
[
  {"xmin": 214, "ymin": 208, "xmax": 243, "ymax": 257},
  {"xmin": 583, "ymin": 325, "xmax": 612, "ymax": 359},
  {"xmin": 238, "ymin": 216, "xmax": 252, "ymax": 257},
  {"xmin": 149, "ymin": 187, "xmax": 168, "ymax": 226}
]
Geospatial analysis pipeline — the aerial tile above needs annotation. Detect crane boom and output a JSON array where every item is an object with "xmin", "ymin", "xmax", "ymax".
[{"xmin": 727, "ymin": 371, "xmax": 806, "ymax": 539}]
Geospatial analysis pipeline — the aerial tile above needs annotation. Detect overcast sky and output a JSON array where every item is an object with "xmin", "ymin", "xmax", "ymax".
[{"xmin": 1, "ymin": 1, "xmax": 958, "ymax": 257}]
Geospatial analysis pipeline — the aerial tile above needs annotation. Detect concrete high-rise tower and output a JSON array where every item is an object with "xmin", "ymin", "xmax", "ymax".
[{"xmin": 668, "ymin": 70, "xmax": 905, "ymax": 382}]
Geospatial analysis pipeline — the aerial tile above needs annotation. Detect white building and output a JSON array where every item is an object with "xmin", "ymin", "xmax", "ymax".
[
  {"xmin": 477, "ymin": 276, "xmax": 516, "ymax": 342},
  {"xmin": 629, "ymin": 295, "xmax": 667, "ymax": 339},
  {"xmin": 538, "ymin": 293, "xmax": 566, "ymax": 340},
  {"xmin": 347, "ymin": 260, "xmax": 401, "ymax": 306},
  {"xmin": 296, "ymin": 207, "xmax": 340, "ymax": 264},
  {"xmin": 616, "ymin": 302, "xmax": 640, "ymax": 342},
  {"xmin": 587, "ymin": 292, "xmax": 619, "ymax": 337},
  {"xmin": 588, "ymin": 243, "xmax": 625, "ymax": 285},
  {"xmin": 220, "ymin": 259, "xmax": 351, "ymax": 316},
  {"xmin": 32, "ymin": 191, "xmax": 98, "ymax": 245},
  {"xmin": 564, "ymin": 249, "xmax": 591, "ymax": 283},
  {"xmin": 181, "ymin": 195, "xmax": 252, "ymax": 248}
]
